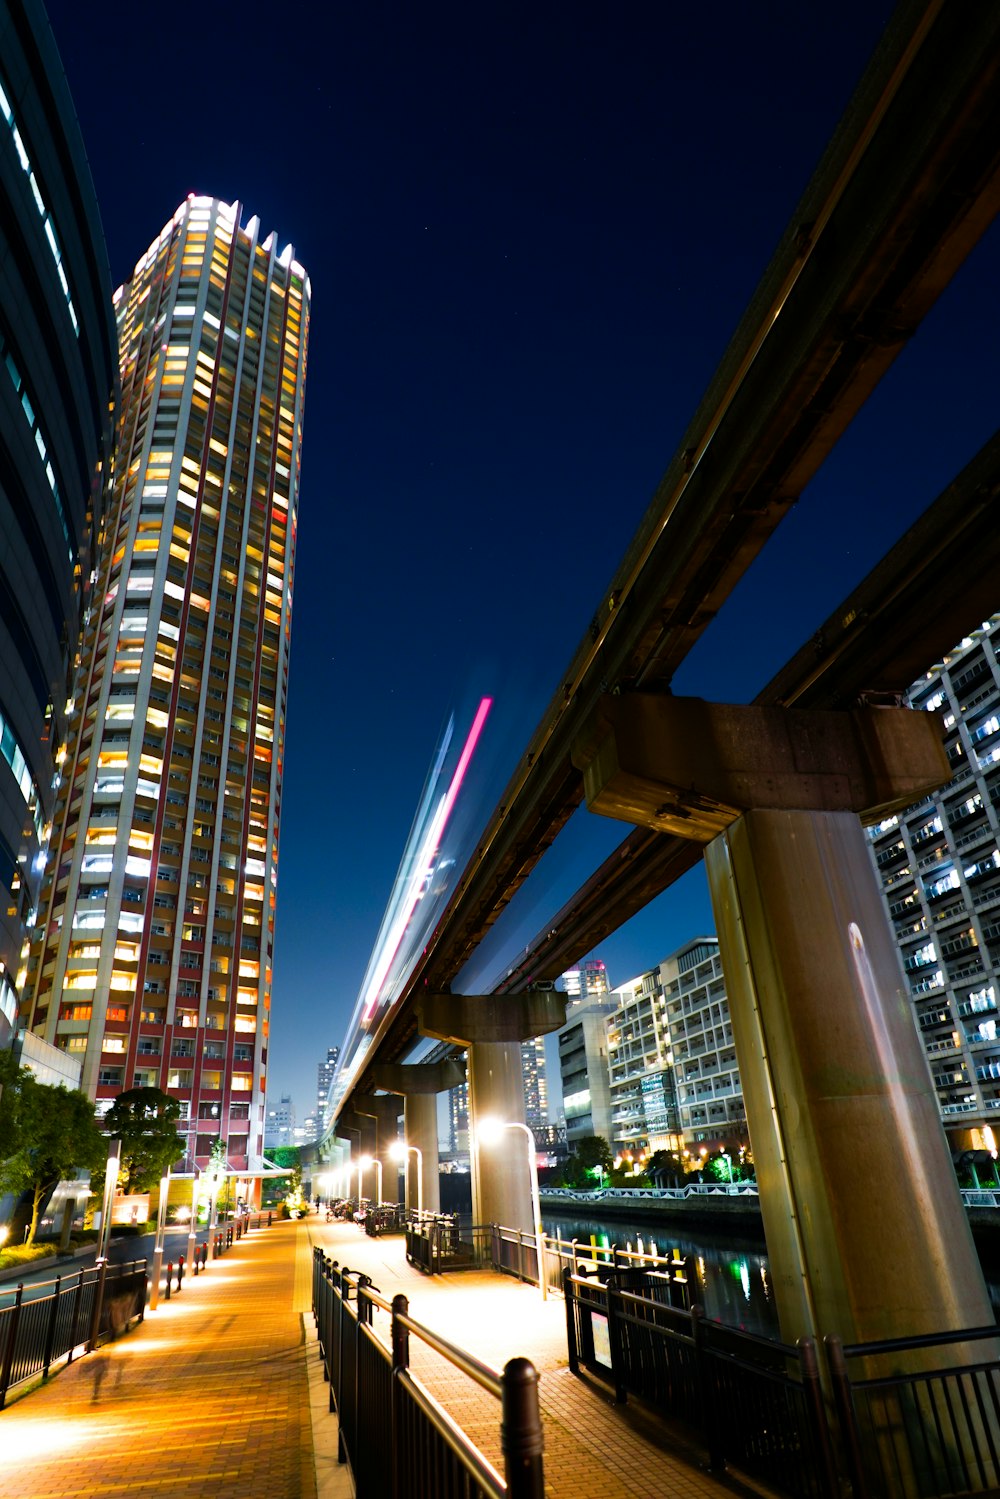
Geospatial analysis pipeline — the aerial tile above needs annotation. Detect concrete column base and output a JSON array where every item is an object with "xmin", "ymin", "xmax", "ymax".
[
  {"xmin": 706, "ymin": 807, "xmax": 994, "ymax": 1349},
  {"xmin": 403, "ymin": 1094, "xmax": 440, "ymax": 1214},
  {"xmin": 468, "ymin": 1039, "xmax": 533, "ymax": 1233}
]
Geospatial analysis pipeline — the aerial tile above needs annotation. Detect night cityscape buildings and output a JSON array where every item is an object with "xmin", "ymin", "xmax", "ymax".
[
  {"xmin": 868, "ymin": 615, "xmax": 1000, "ymax": 1146},
  {"xmin": 0, "ymin": 0, "xmax": 116, "ymax": 1051},
  {"xmin": 316, "ymin": 1044, "xmax": 339, "ymax": 1133},
  {"xmin": 22, "ymin": 196, "xmax": 309, "ymax": 1174}
]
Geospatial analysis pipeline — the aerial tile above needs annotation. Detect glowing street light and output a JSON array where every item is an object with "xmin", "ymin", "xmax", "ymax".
[
  {"xmin": 389, "ymin": 1139, "xmax": 423, "ymax": 1215},
  {"xmin": 477, "ymin": 1117, "xmax": 546, "ymax": 1301}
]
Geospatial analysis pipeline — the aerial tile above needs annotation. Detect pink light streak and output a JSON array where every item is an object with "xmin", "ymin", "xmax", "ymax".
[{"xmin": 361, "ymin": 696, "xmax": 493, "ymax": 1021}]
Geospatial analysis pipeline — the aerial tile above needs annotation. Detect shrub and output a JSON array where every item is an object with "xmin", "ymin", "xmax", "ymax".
[{"xmin": 0, "ymin": 1243, "xmax": 56, "ymax": 1271}]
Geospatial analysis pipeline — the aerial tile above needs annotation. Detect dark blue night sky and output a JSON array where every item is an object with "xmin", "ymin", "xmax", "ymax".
[{"xmin": 45, "ymin": 1, "xmax": 1000, "ymax": 1111}]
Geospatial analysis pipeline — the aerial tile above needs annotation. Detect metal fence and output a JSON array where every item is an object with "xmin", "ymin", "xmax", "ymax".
[
  {"xmin": 313, "ymin": 1247, "xmax": 544, "ymax": 1498},
  {"xmin": 0, "ymin": 1258, "xmax": 147, "ymax": 1408},
  {"xmin": 562, "ymin": 1261, "xmax": 1000, "ymax": 1499},
  {"xmin": 404, "ymin": 1214, "xmax": 490, "ymax": 1274},
  {"xmin": 563, "ymin": 1265, "xmax": 838, "ymax": 1498},
  {"xmin": 828, "ymin": 1324, "xmax": 1000, "ymax": 1498}
]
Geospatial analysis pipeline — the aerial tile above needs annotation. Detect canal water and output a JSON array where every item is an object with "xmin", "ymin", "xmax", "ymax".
[
  {"xmin": 543, "ymin": 1209, "xmax": 1000, "ymax": 1339},
  {"xmin": 543, "ymin": 1208, "xmax": 778, "ymax": 1335}
]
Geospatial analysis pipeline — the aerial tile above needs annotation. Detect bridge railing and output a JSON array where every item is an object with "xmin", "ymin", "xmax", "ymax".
[
  {"xmin": 826, "ymin": 1325, "xmax": 1000, "ymax": 1498},
  {"xmin": 563, "ymin": 1265, "xmax": 838, "ymax": 1498},
  {"xmin": 0, "ymin": 1258, "xmax": 147, "ymax": 1408},
  {"xmin": 312, "ymin": 1247, "xmax": 544, "ymax": 1498},
  {"xmin": 562, "ymin": 1261, "xmax": 1000, "ymax": 1498}
]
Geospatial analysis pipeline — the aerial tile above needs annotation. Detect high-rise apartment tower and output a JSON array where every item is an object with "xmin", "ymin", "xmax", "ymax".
[{"xmin": 25, "ymin": 196, "xmax": 309, "ymax": 1174}]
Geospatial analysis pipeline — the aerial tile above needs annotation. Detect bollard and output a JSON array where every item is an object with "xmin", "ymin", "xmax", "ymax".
[
  {"xmin": 267, "ymin": 1212, "xmax": 272, "ymax": 1227},
  {"xmin": 177, "ymin": 1255, "xmax": 184, "ymax": 1291},
  {"xmin": 200, "ymin": 1243, "xmax": 208, "ymax": 1271},
  {"xmin": 165, "ymin": 1261, "xmax": 173, "ymax": 1301},
  {"xmin": 500, "ymin": 1357, "xmax": 544, "ymax": 1499},
  {"xmin": 192, "ymin": 1250, "xmax": 199, "ymax": 1277}
]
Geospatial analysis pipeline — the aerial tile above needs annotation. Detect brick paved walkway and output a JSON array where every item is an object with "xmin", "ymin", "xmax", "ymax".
[
  {"xmin": 0, "ymin": 1219, "xmax": 321, "ymax": 1499},
  {"xmin": 311, "ymin": 1219, "xmax": 770, "ymax": 1499},
  {"xmin": 0, "ymin": 1218, "xmax": 772, "ymax": 1499}
]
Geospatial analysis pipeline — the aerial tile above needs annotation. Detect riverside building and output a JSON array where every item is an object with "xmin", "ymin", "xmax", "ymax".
[
  {"xmin": 867, "ymin": 616, "xmax": 1000, "ymax": 1145},
  {"xmin": 24, "ymin": 196, "xmax": 309, "ymax": 1174},
  {"xmin": 0, "ymin": 0, "xmax": 117, "ymax": 1049}
]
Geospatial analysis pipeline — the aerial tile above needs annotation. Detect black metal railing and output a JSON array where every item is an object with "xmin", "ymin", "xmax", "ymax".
[
  {"xmin": 0, "ymin": 1258, "xmax": 147, "ymax": 1408},
  {"xmin": 404, "ymin": 1213, "xmax": 489, "ymax": 1273},
  {"xmin": 563, "ymin": 1265, "xmax": 838, "ymax": 1498},
  {"xmin": 827, "ymin": 1324, "xmax": 1000, "ymax": 1498},
  {"xmin": 313, "ymin": 1247, "xmax": 544, "ymax": 1498},
  {"xmin": 365, "ymin": 1203, "xmax": 407, "ymax": 1237}
]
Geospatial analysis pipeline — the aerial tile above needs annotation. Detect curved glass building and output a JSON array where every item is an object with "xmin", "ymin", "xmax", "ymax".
[{"xmin": 0, "ymin": 0, "xmax": 117, "ymax": 1048}]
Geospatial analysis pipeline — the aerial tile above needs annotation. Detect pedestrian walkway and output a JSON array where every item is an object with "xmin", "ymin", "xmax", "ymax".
[
  {"xmin": 0, "ymin": 1216, "xmax": 773, "ymax": 1499},
  {"xmin": 0, "ymin": 1218, "xmax": 328, "ymax": 1499}
]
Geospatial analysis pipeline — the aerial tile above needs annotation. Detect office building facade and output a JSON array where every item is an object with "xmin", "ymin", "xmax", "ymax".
[
  {"xmin": 868, "ymin": 616, "xmax": 1000, "ymax": 1141},
  {"xmin": 660, "ymin": 937, "xmax": 747, "ymax": 1154},
  {"xmin": 24, "ymin": 196, "xmax": 309, "ymax": 1173},
  {"xmin": 606, "ymin": 968, "xmax": 681, "ymax": 1162},
  {"xmin": 558, "ymin": 988, "xmax": 617, "ymax": 1147},
  {"xmin": 0, "ymin": 0, "xmax": 117, "ymax": 1049}
]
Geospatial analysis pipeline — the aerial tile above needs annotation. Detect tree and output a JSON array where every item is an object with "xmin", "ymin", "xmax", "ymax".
[
  {"xmin": 103, "ymin": 1087, "xmax": 185, "ymax": 1192},
  {"xmin": 0, "ymin": 1069, "xmax": 106, "ymax": 1243},
  {"xmin": 558, "ymin": 1134, "xmax": 614, "ymax": 1187}
]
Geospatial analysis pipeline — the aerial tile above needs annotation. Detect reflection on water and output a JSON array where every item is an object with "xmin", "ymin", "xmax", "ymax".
[
  {"xmin": 543, "ymin": 1210, "xmax": 778, "ymax": 1336},
  {"xmin": 545, "ymin": 1210, "xmax": 1000, "ymax": 1338}
]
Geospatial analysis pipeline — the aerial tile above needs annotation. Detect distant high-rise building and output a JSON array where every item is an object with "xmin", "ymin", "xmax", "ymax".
[
  {"xmin": 449, "ymin": 1078, "xmax": 469, "ymax": 1157},
  {"xmin": 24, "ymin": 196, "xmax": 309, "ymax": 1174},
  {"xmin": 658, "ymin": 937, "xmax": 746, "ymax": 1153},
  {"xmin": 558, "ymin": 987, "xmax": 617, "ymax": 1148},
  {"xmin": 264, "ymin": 1092, "xmax": 295, "ymax": 1150},
  {"xmin": 562, "ymin": 958, "xmax": 610, "ymax": 1003},
  {"xmin": 316, "ymin": 1045, "xmax": 339, "ymax": 1130},
  {"xmin": 0, "ymin": 0, "xmax": 116, "ymax": 1050},
  {"xmin": 868, "ymin": 616, "xmax": 1000, "ymax": 1143},
  {"xmin": 521, "ymin": 1035, "xmax": 548, "ymax": 1130},
  {"xmin": 606, "ymin": 968, "xmax": 680, "ymax": 1161}
]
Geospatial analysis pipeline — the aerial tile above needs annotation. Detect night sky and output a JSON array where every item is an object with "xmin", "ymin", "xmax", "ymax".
[{"xmin": 45, "ymin": 2, "xmax": 1000, "ymax": 1117}]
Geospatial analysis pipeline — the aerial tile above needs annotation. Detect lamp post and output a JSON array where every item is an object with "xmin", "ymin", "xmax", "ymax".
[
  {"xmin": 720, "ymin": 1151, "xmax": 734, "ymax": 1185},
  {"xmin": 149, "ymin": 1171, "xmax": 170, "ymax": 1311},
  {"xmin": 187, "ymin": 1173, "xmax": 199, "ymax": 1270},
  {"xmin": 96, "ymin": 1136, "xmax": 121, "ymax": 1263},
  {"xmin": 389, "ymin": 1140, "xmax": 423, "ymax": 1215},
  {"xmin": 477, "ymin": 1117, "xmax": 546, "ymax": 1301}
]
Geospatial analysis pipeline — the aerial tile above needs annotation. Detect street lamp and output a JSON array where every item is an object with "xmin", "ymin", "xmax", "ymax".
[
  {"xmin": 720, "ymin": 1152, "xmax": 734, "ymax": 1185},
  {"xmin": 358, "ymin": 1154, "xmax": 382, "ymax": 1206},
  {"xmin": 149, "ymin": 1170, "xmax": 170, "ymax": 1311},
  {"xmin": 477, "ymin": 1117, "xmax": 546, "ymax": 1301},
  {"xmin": 389, "ymin": 1140, "xmax": 423, "ymax": 1215}
]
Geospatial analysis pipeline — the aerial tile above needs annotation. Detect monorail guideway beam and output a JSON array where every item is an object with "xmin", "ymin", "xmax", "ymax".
[{"xmin": 573, "ymin": 694, "xmax": 995, "ymax": 1350}]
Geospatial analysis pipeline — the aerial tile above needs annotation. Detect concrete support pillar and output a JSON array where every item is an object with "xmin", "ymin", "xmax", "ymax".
[
  {"xmin": 706, "ymin": 808, "xmax": 994, "ymax": 1347},
  {"xmin": 357, "ymin": 1096, "xmax": 402, "ymax": 1205},
  {"xmin": 573, "ymin": 692, "xmax": 995, "ymax": 1357},
  {"xmin": 468, "ymin": 1039, "xmax": 533, "ymax": 1233},
  {"xmin": 417, "ymin": 990, "xmax": 566, "ymax": 1236},
  {"xmin": 369, "ymin": 1060, "xmax": 465, "ymax": 1215},
  {"xmin": 403, "ymin": 1094, "xmax": 440, "ymax": 1214}
]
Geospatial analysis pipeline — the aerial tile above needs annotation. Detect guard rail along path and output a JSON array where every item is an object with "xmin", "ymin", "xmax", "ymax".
[
  {"xmin": 313, "ymin": 1246, "xmax": 544, "ymax": 1499},
  {"xmin": 0, "ymin": 1257, "xmax": 146, "ymax": 1408}
]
